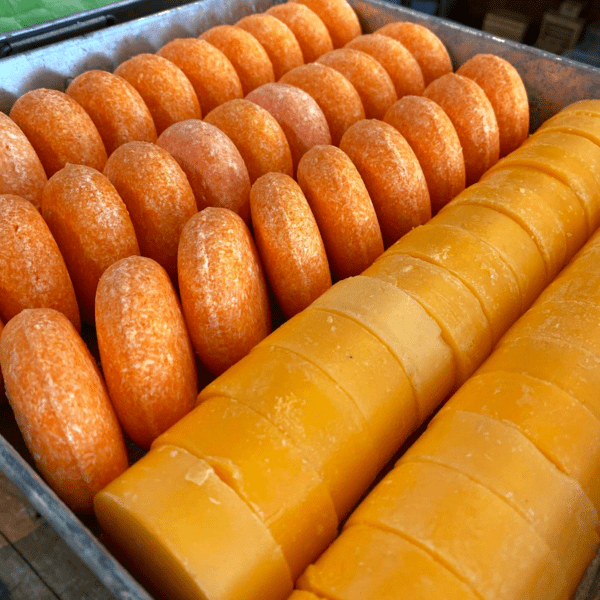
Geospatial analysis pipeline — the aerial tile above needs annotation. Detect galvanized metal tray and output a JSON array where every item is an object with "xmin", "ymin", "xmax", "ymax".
[{"xmin": 1, "ymin": 1, "xmax": 600, "ymax": 598}]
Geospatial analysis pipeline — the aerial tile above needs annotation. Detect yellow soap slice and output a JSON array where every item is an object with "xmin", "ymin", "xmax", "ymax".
[
  {"xmin": 288, "ymin": 591, "xmax": 326, "ymax": 600},
  {"xmin": 432, "ymin": 203, "xmax": 547, "ymax": 311},
  {"xmin": 440, "ymin": 370, "xmax": 600, "ymax": 514},
  {"xmin": 387, "ymin": 223, "xmax": 522, "ymax": 345},
  {"xmin": 346, "ymin": 461, "xmax": 568, "ymax": 600},
  {"xmin": 297, "ymin": 524, "xmax": 480, "ymax": 600},
  {"xmin": 500, "ymin": 298, "xmax": 600, "ymax": 359},
  {"xmin": 486, "ymin": 131, "xmax": 600, "ymax": 233},
  {"xmin": 198, "ymin": 344, "xmax": 379, "ymax": 520},
  {"xmin": 257, "ymin": 306, "xmax": 419, "ymax": 471},
  {"xmin": 402, "ymin": 409, "xmax": 599, "ymax": 592},
  {"xmin": 94, "ymin": 445, "xmax": 293, "ymax": 600},
  {"xmin": 539, "ymin": 112, "xmax": 600, "ymax": 149},
  {"xmin": 559, "ymin": 99, "xmax": 600, "ymax": 117},
  {"xmin": 363, "ymin": 252, "xmax": 492, "ymax": 386},
  {"xmin": 477, "ymin": 334, "xmax": 600, "ymax": 422},
  {"xmin": 311, "ymin": 275, "xmax": 455, "ymax": 421},
  {"xmin": 152, "ymin": 396, "xmax": 338, "ymax": 580}
]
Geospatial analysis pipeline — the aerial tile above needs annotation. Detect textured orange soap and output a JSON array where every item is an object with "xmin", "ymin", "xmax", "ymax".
[
  {"xmin": 200, "ymin": 25, "xmax": 274, "ymax": 95},
  {"xmin": 389, "ymin": 223, "xmax": 522, "ymax": 344},
  {"xmin": 178, "ymin": 207, "xmax": 271, "ymax": 375},
  {"xmin": 246, "ymin": 83, "xmax": 331, "ymax": 176},
  {"xmin": 317, "ymin": 49, "xmax": 397, "ymax": 120},
  {"xmin": 236, "ymin": 14, "xmax": 303, "ymax": 80},
  {"xmin": 66, "ymin": 70, "xmax": 157, "ymax": 156},
  {"xmin": 114, "ymin": 53, "xmax": 202, "ymax": 135},
  {"xmin": 433, "ymin": 203, "xmax": 547, "ymax": 312},
  {"xmin": 156, "ymin": 119, "xmax": 251, "ymax": 223},
  {"xmin": 291, "ymin": 0, "xmax": 361, "ymax": 48},
  {"xmin": 384, "ymin": 95, "xmax": 465, "ymax": 214},
  {"xmin": 442, "ymin": 370, "xmax": 600, "ymax": 515},
  {"xmin": 425, "ymin": 73, "xmax": 500, "ymax": 186},
  {"xmin": 153, "ymin": 396, "xmax": 338, "ymax": 579},
  {"xmin": 250, "ymin": 172, "xmax": 331, "ymax": 317},
  {"xmin": 9, "ymin": 88, "xmax": 107, "ymax": 176},
  {"xmin": 402, "ymin": 409, "xmax": 598, "ymax": 592},
  {"xmin": 377, "ymin": 21, "xmax": 452, "ymax": 86},
  {"xmin": 280, "ymin": 63, "xmax": 364, "ymax": 145},
  {"xmin": 0, "ymin": 308, "xmax": 127, "ymax": 513},
  {"xmin": 339, "ymin": 119, "xmax": 430, "ymax": 247},
  {"xmin": 457, "ymin": 53, "xmax": 529, "ymax": 157},
  {"xmin": 266, "ymin": 2, "xmax": 333, "ymax": 63},
  {"xmin": 346, "ymin": 461, "xmax": 567, "ymax": 600},
  {"xmin": 103, "ymin": 141, "xmax": 197, "ymax": 282},
  {"xmin": 260, "ymin": 306, "xmax": 419, "ymax": 471},
  {"xmin": 346, "ymin": 34, "xmax": 425, "ymax": 100},
  {"xmin": 297, "ymin": 524, "xmax": 480, "ymax": 600},
  {"xmin": 204, "ymin": 99, "xmax": 293, "ymax": 183},
  {"xmin": 94, "ymin": 445, "xmax": 293, "ymax": 600},
  {"xmin": 199, "ymin": 344, "xmax": 379, "ymax": 521},
  {"xmin": 41, "ymin": 164, "xmax": 140, "ymax": 325},
  {"xmin": 296, "ymin": 144, "xmax": 383, "ymax": 280},
  {"xmin": 156, "ymin": 38, "xmax": 243, "ymax": 115},
  {"xmin": 96, "ymin": 256, "xmax": 197, "ymax": 449},
  {"xmin": 0, "ymin": 112, "xmax": 47, "ymax": 210},
  {"xmin": 0, "ymin": 194, "xmax": 79, "ymax": 330},
  {"xmin": 363, "ymin": 252, "xmax": 493, "ymax": 386}
]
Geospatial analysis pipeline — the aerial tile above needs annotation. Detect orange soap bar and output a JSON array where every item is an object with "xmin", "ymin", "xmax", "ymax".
[
  {"xmin": 425, "ymin": 73, "xmax": 500, "ymax": 186},
  {"xmin": 346, "ymin": 461, "xmax": 567, "ymax": 600},
  {"xmin": 204, "ymin": 99, "xmax": 293, "ymax": 183},
  {"xmin": 250, "ymin": 172, "xmax": 331, "ymax": 317},
  {"xmin": 0, "ymin": 111, "xmax": 47, "ymax": 210},
  {"xmin": 0, "ymin": 308, "xmax": 127, "ymax": 512},
  {"xmin": 266, "ymin": 2, "xmax": 333, "ymax": 63},
  {"xmin": 198, "ymin": 344, "xmax": 379, "ymax": 521},
  {"xmin": 245, "ymin": 82, "xmax": 331, "ymax": 177},
  {"xmin": 200, "ymin": 25, "xmax": 274, "ymax": 95},
  {"xmin": 157, "ymin": 119, "xmax": 250, "ymax": 223},
  {"xmin": 153, "ymin": 396, "xmax": 338, "ymax": 579},
  {"xmin": 442, "ymin": 370, "xmax": 600, "ymax": 515},
  {"xmin": 363, "ymin": 252, "xmax": 493, "ymax": 385},
  {"xmin": 388, "ymin": 223, "xmax": 522, "ymax": 344},
  {"xmin": 339, "ymin": 119, "xmax": 430, "ymax": 247},
  {"xmin": 66, "ymin": 70, "xmax": 157, "ymax": 156},
  {"xmin": 317, "ymin": 49, "xmax": 396, "ymax": 120},
  {"xmin": 376, "ymin": 21, "xmax": 452, "ymax": 86},
  {"xmin": 0, "ymin": 194, "xmax": 79, "ymax": 329},
  {"xmin": 433, "ymin": 203, "xmax": 547, "ymax": 311},
  {"xmin": 296, "ymin": 144, "xmax": 383, "ymax": 280},
  {"xmin": 478, "ymin": 334, "xmax": 600, "ymax": 423},
  {"xmin": 279, "ymin": 63, "xmax": 364, "ymax": 145},
  {"xmin": 260, "ymin": 306, "xmax": 419, "ymax": 470},
  {"xmin": 41, "ymin": 164, "xmax": 139, "ymax": 325},
  {"xmin": 311, "ymin": 276, "xmax": 455, "ymax": 422},
  {"xmin": 156, "ymin": 38, "xmax": 243, "ymax": 115},
  {"xmin": 94, "ymin": 445, "xmax": 293, "ymax": 600},
  {"xmin": 178, "ymin": 207, "xmax": 270, "ymax": 375},
  {"xmin": 298, "ymin": 524, "xmax": 480, "ymax": 600},
  {"xmin": 403, "ymin": 409, "xmax": 598, "ymax": 591},
  {"xmin": 346, "ymin": 34, "xmax": 425, "ymax": 100},
  {"xmin": 114, "ymin": 53, "xmax": 202, "ymax": 135},
  {"xmin": 291, "ymin": 0, "xmax": 361, "ymax": 48},
  {"xmin": 236, "ymin": 14, "xmax": 303, "ymax": 80},
  {"xmin": 103, "ymin": 141, "xmax": 197, "ymax": 282},
  {"xmin": 384, "ymin": 95, "xmax": 465, "ymax": 214},
  {"xmin": 456, "ymin": 53, "xmax": 529, "ymax": 157},
  {"xmin": 96, "ymin": 256, "xmax": 197, "ymax": 449},
  {"xmin": 9, "ymin": 88, "xmax": 107, "ymax": 176}
]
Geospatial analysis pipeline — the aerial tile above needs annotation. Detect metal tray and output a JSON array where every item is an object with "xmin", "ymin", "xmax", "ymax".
[{"xmin": 1, "ymin": 1, "xmax": 600, "ymax": 598}]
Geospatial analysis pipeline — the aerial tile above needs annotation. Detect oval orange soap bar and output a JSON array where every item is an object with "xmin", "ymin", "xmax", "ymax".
[
  {"xmin": 178, "ymin": 207, "xmax": 271, "ymax": 375},
  {"xmin": 0, "ymin": 308, "xmax": 128, "ymax": 512},
  {"xmin": 96, "ymin": 256, "xmax": 197, "ymax": 449}
]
